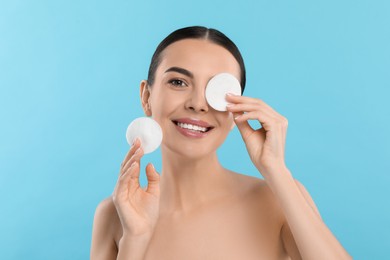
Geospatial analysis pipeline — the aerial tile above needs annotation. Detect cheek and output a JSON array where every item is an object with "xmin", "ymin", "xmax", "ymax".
[
  {"xmin": 217, "ymin": 112, "xmax": 234, "ymax": 129},
  {"xmin": 155, "ymin": 89, "xmax": 185, "ymax": 108},
  {"xmin": 150, "ymin": 92, "xmax": 182, "ymax": 119}
]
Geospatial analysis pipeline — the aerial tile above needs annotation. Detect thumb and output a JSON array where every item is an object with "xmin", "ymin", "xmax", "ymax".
[
  {"xmin": 145, "ymin": 163, "xmax": 160, "ymax": 196},
  {"xmin": 233, "ymin": 112, "xmax": 254, "ymax": 140}
]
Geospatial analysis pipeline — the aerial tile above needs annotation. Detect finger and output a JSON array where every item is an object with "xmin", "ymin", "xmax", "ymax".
[
  {"xmin": 145, "ymin": 163, "xmax": 160, "ymax": 196},
  {"xmin": 235, "ymin": 111, "xmax": 282, "ymax": 133},
  {"xmin": 113, "ymin": 162, "xmax": 140, "ymax": 203},
  {"xmin": 226, "ymin": 99, "xmax": 282, "ymax": 120},
  {"xmin": 120, "ymin": 138, "xmax": 141, "ymax": 171},
  {"xmin": 122, "ymin": 147, "xmax": 144, "ymax": 175},
  {"xmin": 226, "ymin": 94, "xmax": 276, "ymax": 112},
  {"xmin": 233, "ymin": 112, "xmax": 254, "ymax": 139},
  {"xmin": 226, "ymin": 94, "xmax": 263, "ymax": 104},
  {"xmin": 235, "ymin": 111, "xmax": 264, "ymax": 124},
  {"xmin": 125, "ymin": 138, "xmax": 141, "ymax": 161},
  {"xmin": 227, "ymin": 103, "xmax": 276, "ymax": 118}
]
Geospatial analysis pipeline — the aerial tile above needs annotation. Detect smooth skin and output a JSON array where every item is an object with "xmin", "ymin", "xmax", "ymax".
[{"xmin": 90, "ymin": 39, "xmax": 352, "ymax": 260}]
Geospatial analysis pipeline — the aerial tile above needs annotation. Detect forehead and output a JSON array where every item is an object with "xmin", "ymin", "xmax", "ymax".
[{"xmin": 157, "ymin": 39, "xmax": 241, "ymax": 79}]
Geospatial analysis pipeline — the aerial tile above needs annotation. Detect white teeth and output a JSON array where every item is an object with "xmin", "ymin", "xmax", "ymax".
[{"xmin": 177, "ymin": 122, "xmax": 207, "ymax": 132}]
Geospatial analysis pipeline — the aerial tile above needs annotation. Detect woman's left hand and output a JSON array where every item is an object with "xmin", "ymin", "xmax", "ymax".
[{"xmin": 226, "ymin": 94, "xmax": 289, "ymax": 178}]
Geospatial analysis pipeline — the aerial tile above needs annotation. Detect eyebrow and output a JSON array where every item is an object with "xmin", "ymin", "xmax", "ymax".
[{"xmin": 164, "ymin": 67, "xmax": 194, "ymax": 79}]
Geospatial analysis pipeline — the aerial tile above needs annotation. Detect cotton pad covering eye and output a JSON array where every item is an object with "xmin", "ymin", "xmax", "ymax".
[
  {"xmin": 126, "ymin": 117, "xmax": 163, "ymax": 154},
  {"xmin": 205, "ymin": 73, "xmax": 242, "ymax": 111}
]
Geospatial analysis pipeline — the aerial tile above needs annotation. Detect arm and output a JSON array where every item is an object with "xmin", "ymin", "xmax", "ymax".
[
  {"xmin": 117, "ymin": 233, "xmax": 153, "ymax": 260},
  {"xmin": 225, "ymin": 94, "xmax": 352, "ymax": 259},
  {"xmin": 267, "ymin": 166, "xmax": 352, "ymax": 260},
  {"xmin": 90, "ymin": 196, "xmax": 153, "ymax": 260},
  {"xmin": 280, "ymin": 178, "xmax": 322, "ymax": 260},
  {"xmin": 90, "ymin": 197, "xmax": 118, "ymax": 260}
]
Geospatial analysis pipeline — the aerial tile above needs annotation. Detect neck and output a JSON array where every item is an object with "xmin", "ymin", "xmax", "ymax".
[{"xmin": 159, "ymin": 145, "xmax": 234, "ymax": 216}]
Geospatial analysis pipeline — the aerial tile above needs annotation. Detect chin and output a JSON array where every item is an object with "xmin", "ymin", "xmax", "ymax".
[{"xmin": 162, "ymin": 141, "xmax": 218, "ymax": 161}]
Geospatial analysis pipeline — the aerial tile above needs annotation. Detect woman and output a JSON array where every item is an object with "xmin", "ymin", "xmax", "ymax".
[{"xmin": 90, "ymin": 26, "xmax": 352, "ymax": 260}]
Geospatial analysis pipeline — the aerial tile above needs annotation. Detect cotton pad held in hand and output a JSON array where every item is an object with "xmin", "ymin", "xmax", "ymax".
[
  {"xmin": 205, "ymin": 73, "xmax": 241, "ymax": 111},
  {"xmin": 126, "ymin": 117, "xmax": 163, "ymax": 154}
]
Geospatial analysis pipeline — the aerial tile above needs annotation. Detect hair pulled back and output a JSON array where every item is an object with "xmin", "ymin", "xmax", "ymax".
[{"xmin": 146, "ymin": 26, "xmax": 246, "ymax": 94}]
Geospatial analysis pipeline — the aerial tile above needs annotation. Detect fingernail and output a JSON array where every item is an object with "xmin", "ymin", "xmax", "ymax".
[{"xmin": 234, "ymin": 115, "xmax": 241, "ymax": 120}]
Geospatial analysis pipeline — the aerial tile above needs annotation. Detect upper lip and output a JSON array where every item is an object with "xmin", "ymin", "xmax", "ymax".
[{"xmin": 172, "ymin": 118, "xmax": 214, "ymax": 128}]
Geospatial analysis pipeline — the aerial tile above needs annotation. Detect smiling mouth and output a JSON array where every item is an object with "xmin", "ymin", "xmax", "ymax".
[{"xmin": 172, "ymin": 120, "xmax": 214, "ymax": 133}]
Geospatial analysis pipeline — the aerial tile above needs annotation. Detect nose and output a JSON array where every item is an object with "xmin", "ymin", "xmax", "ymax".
[{"xmin": 185, "ymin": 86, "xmax": 209, "ymax": 113}]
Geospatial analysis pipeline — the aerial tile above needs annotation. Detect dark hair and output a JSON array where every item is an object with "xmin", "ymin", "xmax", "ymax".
[{"xmin": 146, "ymin": 26, "xmax": 246, "ymax": 94}]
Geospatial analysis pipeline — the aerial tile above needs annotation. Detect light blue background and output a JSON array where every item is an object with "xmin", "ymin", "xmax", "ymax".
[{"xmin": 1, "ymin": 0, "xmax": 389, "ymax": 259}]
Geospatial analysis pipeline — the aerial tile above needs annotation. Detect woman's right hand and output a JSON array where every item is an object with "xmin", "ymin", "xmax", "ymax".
[{"xmin": 112, "ymin": 138, "xmax": 161, "ymax": 237}]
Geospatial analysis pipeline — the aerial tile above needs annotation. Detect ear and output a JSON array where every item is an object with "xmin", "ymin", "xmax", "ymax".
[{"xmin": 140, "ymin": 80, "xmax": 152, "ymax": 116}]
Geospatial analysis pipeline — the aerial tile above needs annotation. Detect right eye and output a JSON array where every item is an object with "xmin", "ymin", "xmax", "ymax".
[{"xmin": 168, "ymin": 79, "xmax": 188, "ymax": 88}]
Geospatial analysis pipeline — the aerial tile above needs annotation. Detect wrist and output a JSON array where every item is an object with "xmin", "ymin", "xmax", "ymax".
[
  {"xmin": 117, "ymin": 232, "xmax": 153, "ymax": 260},
  {"xmin": 260, "ymin": 164, "xmax": 293, "ymax": 183},
  {"xmin": 258, "ymin": 163, "xmax": 289, "ymax": 178},
  {"xmin": 121, "ymin": 231, "xmax": 153, "ymax": 243}
]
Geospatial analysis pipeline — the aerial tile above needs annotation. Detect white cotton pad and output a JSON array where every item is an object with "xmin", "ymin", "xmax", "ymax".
[
  {"xmin": 126, "ymin": 117, "xmax": 163, "ymax": 154},
  {"xmin": 205, "ymin": 73, "xmax": 242, "ymax": 111}
]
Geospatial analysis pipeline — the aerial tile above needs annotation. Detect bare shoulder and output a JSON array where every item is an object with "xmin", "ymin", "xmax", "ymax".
[
  {"xmin": 229, "ymin": 171, "xmax": 273, "ymax": 198},
  {"xmin": 229, "ymin": 171, "xmax": 286, "ymax": 223},
  {"xmin": 94, "ymin": 195, "xmax": 121, "ymax": 231},
  {"xmin": 90, "ymin": 195, "xmax": 122, "ymax": 260}
]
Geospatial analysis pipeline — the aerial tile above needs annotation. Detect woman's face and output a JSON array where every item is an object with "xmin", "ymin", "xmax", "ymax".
[{"xmin": 141, "ymin": 39, "xmax": 241, "ymax": 159}]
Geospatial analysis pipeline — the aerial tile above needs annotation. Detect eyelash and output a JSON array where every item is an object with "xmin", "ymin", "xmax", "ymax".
[{"xmin": 168, "ymin": 79, "xmax": 188, "ymax": 88}]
